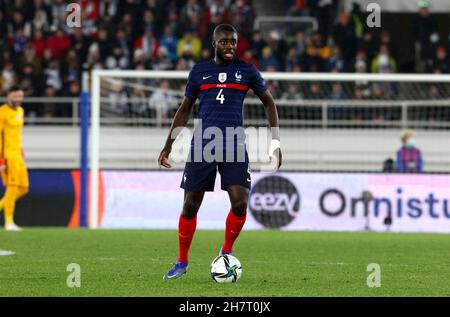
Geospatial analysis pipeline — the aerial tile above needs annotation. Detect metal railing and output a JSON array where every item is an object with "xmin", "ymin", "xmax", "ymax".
[{"xmin": 1, "ymin": 96, "xmax": 449, "ymax": 129}]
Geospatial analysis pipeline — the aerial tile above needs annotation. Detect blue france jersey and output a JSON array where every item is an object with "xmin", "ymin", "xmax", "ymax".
[
  {"xmin": 185, "ymin": 58, "xmax": 267, "ymax": 130},
  {"xmin": 185, "ymin": 59, "xmax": 267, "ymax": 154}
]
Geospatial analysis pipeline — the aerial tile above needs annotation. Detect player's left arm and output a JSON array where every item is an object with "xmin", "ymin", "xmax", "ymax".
[{"xmin": 256, "ymin": 90, "xmax": 282, "ymax": 171}]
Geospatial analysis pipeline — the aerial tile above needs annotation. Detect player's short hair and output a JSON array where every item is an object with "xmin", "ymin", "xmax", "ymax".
[
  {"xmin": 213, "ymin": 24, "xmax": 237, "ymax": 39},
  {"xmin": 7, "ymin": 85, "xmax": 23, "ymax": 94}
]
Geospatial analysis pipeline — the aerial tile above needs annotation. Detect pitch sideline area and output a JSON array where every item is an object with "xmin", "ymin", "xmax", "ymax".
[{"xmin": 0, "ymin": 228, "xmax": 449, "ymax": 296}]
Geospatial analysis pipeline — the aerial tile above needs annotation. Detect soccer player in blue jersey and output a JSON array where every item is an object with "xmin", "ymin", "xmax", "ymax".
[{"xmin": 158, "ymin": 24, "xmax": 282, "ymax": 280}]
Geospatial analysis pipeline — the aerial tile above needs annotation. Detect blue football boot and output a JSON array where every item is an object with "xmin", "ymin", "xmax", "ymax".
[{"xmin": 163, "ymin": 261, "xmax": 188, "ymax": 280}]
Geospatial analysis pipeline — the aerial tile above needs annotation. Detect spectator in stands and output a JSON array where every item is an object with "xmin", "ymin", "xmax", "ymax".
[
  {"xmin": 230, "ymin": 0, "xmax": 253, "ymax": 36},
  {"xmin": 78, "ymin": 0, "xmax": 99, "ymax": 36},
  {"xmin": 266, "ymin": 80, "xmax": 281, "ymax": 98},
  {"xmin": 241, "ymin": 49, "xmax": 259, "ymax": 68},
  {"xmin": 204, "ymin": 0, "xmax": 230, "ymax": 30},
  {"xmin": 114, "ymin": 29, "xmax": 132, "ymax": 62},
  {"xmin": 50, "ymin": 0, "xmax": 69, "ymax": 32},
  {"xmin": 0, "ymin": 11, "xmax": 7, "ymax": 41},
  {"xmin": 32, "ymin": 29, "xmax": 46, "ymax": 58},
  {"xmin": 304, "ymin": 83, "xmax": 323, "ymax": 99},
  {"xmin": 285, "ymin": 47, "xmax": 299, "ymax": 72},
  {"xmin": 380, "ymin": 31, "xmax": 399, "ymax": 62},
  {"xmin": 413, "ymin": 0, "xmax": 438, "ymax": 69},
  {"xmin": 294, "ymin": 31, "xmax": 307, "ymax": 58},
  {"xmin": 371, "ymin": 45, "xmax": 397, "ymax": 73},
  {"xmin": 149, "ymin": 79, "xmax": 178, "ymax": 119},
  {"xmin": 267, "ymin": 30, "xmax": 288, "ymax": 69},
  {"xmin": 309, "ymin": 0, "xmax": 338, "ymax": 40},
  {"xmin": 107, "ymin": 79, "xmax": 128, "ymax": 115},
  {"xmin": 260, "ymin": 46, "xmax": 280, "ymax": 71},
  {"xmin": 306, "ymin": 32, "xmax": 330, "ymax": 61},
  {"xmin": 396, "ymin": 130, "xmax": 424, "ymax": 173},
  {"xmin": 32, "ymin": 8, "xmax": 50, "ymax": 33},
  {"xmin": 427, "ymin": 84, "xmax": 441, "ymax": 99},
  {"xmin": 281, "ymin": 83, "xmax": 302, "ymax": 100},
  {"xmin": 200, "ymin": 48, "xmax": 212, "ymax": 61},
  {"xmin": 105, "ymin": 46, "xmax": 129, "ymax": 69},
  {"xmin": 354, "ymin": 59, "xmax": 371, "ymax": 98},
  {"xmin": 42, "ymin": 85, "xmax": 58, "ymax": 118},
  {"xmin": 328, "ymin": 83, "xmax": 345, "ymax": 100},
  {"xmin": 83, "ymin": 43, "xmax": 102, "ymax": 70},
  {"xmin": 45, "ymin": 29, "xmax": 72, "ymax": 60},
  {"xmin": 326, "ymin": 45, "xmax": 345, "ymax": 72},
  {"xmin": 98, "ymin": 0, "xmax": 119, "ymax": 26},
  {"xmin": 428, "ymin": 45, "xmax": 450, "ymax": 73},
  {"xmin": 159, "ymin": 25, "xmax": 178, "ymax": 62},
  {"xmin": 250, "ymin": 30, "xmax": 266, "ymax": 60},
  {"xmin": 19, "ymin": 44, "xmax": 42, "ymax": 77},
  {"xmin": 134, "ymin": 9, "xmax": 154, "ymax": 36},
  {"xmin": 41, "ymin": 47, "xmax": 53, "ymax": 70},
  {"xmin": 180, "ymin": 0, "xmax": 203, "ymax": 32},
  {"xmin": 11, "ymin": 10, "xmax": 31, "ymax": 37},
  {"xmin": 332, "ymin": 11, "xmax": 356, "ymax": 64},
  {"xmin": 134, "ymin": 27, "xmax": 159, "ymax": 62},
  {"xmin": 44, "ymin": 60, "xmax": 62, "ymax": 92},
  {"xmin": 118, "ymin": 13, "xmax": 138, "ymax": 40},
  {"xmin": 382, "ymin": 158, "xmax": 396, "ymax": 172},
  {"xmin": 166, "ymin": 9, "xmax": 182, "ymax": 38},
  {"xmin": 357, "ymin": 30, "xmax": 377, "ymax": 63},
  {"xmin": 61, "ymin": 49, "xmax": 80, "ymax": 87},
  {"xmin": 12, "ymin": 28, "xmax": 28, "ymax": 56},
  {"xmin": 301, "ymin": 45, "xmax": 325, "ymax": 72},
  {"xmin": 0, "ymin": 62, "xmax": 17, "ymax": 94},
  {"xmin": 177, "ymin": 29, "xmax": 202, "ymax": 61},
  {"xmin": 71, "ymin": 28, "xmax": 91, "ymax": 65},
  {"xmin": 152, "ymin": 46, "xmax": 174, "ymax": 70},
  {"xmin": 202, "ymin": 11, "xmax": 225, "ymax": 48}
]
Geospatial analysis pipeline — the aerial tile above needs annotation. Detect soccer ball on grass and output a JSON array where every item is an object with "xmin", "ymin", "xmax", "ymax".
[{"xmin": 210, "ymin": 254, "xmax": 242, "ymax": 283}]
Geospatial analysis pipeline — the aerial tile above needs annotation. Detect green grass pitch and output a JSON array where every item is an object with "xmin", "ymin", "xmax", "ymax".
[{"xmin": 0, "ymin": 228, "xmax": 449, "ymax": 296}]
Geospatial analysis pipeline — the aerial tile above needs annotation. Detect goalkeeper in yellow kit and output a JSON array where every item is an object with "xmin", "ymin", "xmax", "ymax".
[{"xmin": 0, "ymin": 85, "xmax": 29, "ymax": 231}]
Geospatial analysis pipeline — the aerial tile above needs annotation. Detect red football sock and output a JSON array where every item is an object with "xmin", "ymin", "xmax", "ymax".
[
  {"xmin": 177, "ymin": 215, "xmax": 197, "ymax": 263},
  {"xmin": 222, "ymin": 209, "xmax": 247, "ymax": 253}
]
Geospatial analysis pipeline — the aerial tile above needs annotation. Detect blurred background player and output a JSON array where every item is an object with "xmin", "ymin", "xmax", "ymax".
[{"xmin": 0, "ymin": 85, "xmax": 29, "ymax": 231}]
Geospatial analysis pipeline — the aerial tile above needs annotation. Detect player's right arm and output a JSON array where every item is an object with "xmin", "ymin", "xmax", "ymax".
[
  {"xmin": 158, "ymin": 96, "xmax": 196, "ymax": 168},
  {"xmin": 158, "ymin": 66, "xmax": 199, "ymax": 168}
]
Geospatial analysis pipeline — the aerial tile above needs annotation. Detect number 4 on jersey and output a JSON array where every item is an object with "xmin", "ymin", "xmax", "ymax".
[{"xmin": 216, "ymin": 89, "xmax": 225, "ymax": 104}]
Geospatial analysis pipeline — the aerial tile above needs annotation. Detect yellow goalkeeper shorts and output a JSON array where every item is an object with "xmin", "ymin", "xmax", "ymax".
[{"xmin": 1, "ymin": 157, "xmax": 29, "ymax": 188}]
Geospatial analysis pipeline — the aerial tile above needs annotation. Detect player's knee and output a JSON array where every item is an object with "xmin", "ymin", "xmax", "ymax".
[
  {"xmin": 182, "ymin": 200, "xmax": 201, "ymax": 219},
  {"xmin": 231, "ymin": 200, "xmax": 247, "ymax": 217}
]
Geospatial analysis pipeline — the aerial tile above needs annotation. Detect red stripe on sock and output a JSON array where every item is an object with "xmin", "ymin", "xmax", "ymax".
[
  {"xmin": 178, "ymin": 215, "xmax": 197, "ymax": 263},
  {"xmin": 222, "ymin": 209, "xmax": 247, "ymax": 253}
]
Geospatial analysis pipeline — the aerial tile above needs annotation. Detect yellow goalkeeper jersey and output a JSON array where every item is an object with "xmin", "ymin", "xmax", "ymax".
[{"xmin": 0, "ymin": 104, "xmax": 24, "ymax": 159}]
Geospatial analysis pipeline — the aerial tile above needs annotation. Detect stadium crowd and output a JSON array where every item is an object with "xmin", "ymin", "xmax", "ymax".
[{"xmin": 0, "ymin": 0, "xmax": 449, "ymax": 118}]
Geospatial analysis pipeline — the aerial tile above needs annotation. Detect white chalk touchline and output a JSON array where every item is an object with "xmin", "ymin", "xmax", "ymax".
[{"xmin": 0, "ymin": 250, "xmax": 16, "ymax": 256}]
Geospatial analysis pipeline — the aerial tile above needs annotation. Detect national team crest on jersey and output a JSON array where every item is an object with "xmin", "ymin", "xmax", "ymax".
[
  {"xmin": 235, "ymin": 71, "xmax": 242, "ymax": 82},
  {"xmin": 218, "ymin": 73, "xmax": 227, "ymax": 83}
]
